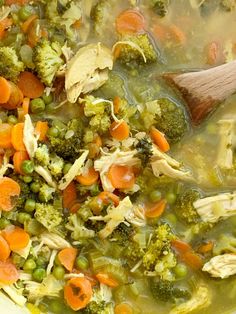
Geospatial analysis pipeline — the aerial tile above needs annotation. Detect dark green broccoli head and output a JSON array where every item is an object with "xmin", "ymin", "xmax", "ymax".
[
  {"xmin": 0, "ymin": 47, "xmax": 25, "ymax": 82},
  {"xmin": 150, "ymin": 278, "xmax": 191, "ymax": 303},
  {"xmin": 33, "ymin": 39, "xmax": 64, "ymax": 86},
  {"xmin": 174, "ymin": 189, "xmax": 201, "ymax": 224},
  {"xmin": 82, "ymin": 301, "xmax": 108, "ymax": 314},
  {"xmin": 118, "ymin": 34, "xmax": 157, "ymax": 64},
  {"xmin": 155, "ymin": 98, "xmax": 187, "ymax": 143},
  {"xmin": 152, "ymin": 0, "xmax": 170, "ymax": 17},
  {"xmin": 135, "ymin": 136, "xmax": 153, "ymax": 167},
  {"xmin": 91, "ymin": 0, "xmax": 112, "ymax": 35}
]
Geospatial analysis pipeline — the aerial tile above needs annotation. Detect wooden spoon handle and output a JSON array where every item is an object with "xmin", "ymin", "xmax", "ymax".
[{"xmin": 165, "ymin": 60, "xmax": 236, "ymax": 124}]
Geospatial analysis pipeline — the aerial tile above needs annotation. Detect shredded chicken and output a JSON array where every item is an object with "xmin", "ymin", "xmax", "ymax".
[
  {"xmin": 202, "ymin": 254, "xmax": 236, "ymax": 278},
  {"xmin": 194, "ymin": 191, "xmax": 236, "ymax": 223},
  {"xmin": 40, "ymin": 232, "xmax": 71, "ymax": 250},
  {"xmin": 34, "ymin": 165, "xmax": 56, "ymax": 188},
  {"xmin": 1, "ymin": 285, "xmax": 27, "ymax": 307},
  {"xmin": 216, "ymin": 119, "xmax": 234, "ymax": 169},
  {"xmin": 170, "ymin": 283, "xmax": 211, "ymax": 314},
  {"xmin": 23, "ymin": 114, "xmax": 38, "ymax": 159},
  {"xmin": 65, "ymin": 43, "xmax": 113, "ymax": 103}
]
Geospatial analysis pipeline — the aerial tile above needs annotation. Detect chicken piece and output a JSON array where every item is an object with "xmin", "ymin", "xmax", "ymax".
[
  {"xmin": 65, "ymin": 43, "xmax": 113, "ymax": 103},
  {"xmin": 170, "ymin": 283, "xmax": 211, "ymax": 314},
  {"xmin": 217, "ymin": 119, "xmax": 234, "ymax": 169},
  {"xmin": 193, "ymin": 191, "xmax": 236, "ymax": 223},
  {"xmin": 202, "ymin": 254, "xmax": 236, "ymax": 278}
]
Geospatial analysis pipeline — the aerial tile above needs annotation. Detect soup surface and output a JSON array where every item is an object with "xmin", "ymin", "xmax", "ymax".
[{"xmin": 0, "ymin": 0, "xmax": 235, "ymax": 313}]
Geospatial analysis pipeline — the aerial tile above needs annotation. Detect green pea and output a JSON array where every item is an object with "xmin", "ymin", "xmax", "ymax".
[
  {"xmin": 12, "ymin": 253, "xmax": 24, "ymax": 267},
  {"xmin": 7, "ymin": 115, "xmax": 18, "ymax": 125},
  {"xmin": 30, "ymin": 98, "xmax": 45, "ymax": 114},
  {"xmin": 149, "ymin": 190, "xmax": 162, "ymax": 203},
  {"xmin": 24, "ymin": 199, "xmax": 36, "ymax": 212},
  {"xmin": 18, "ymin": 5, "xmax": 33, "ymax": 21},
  {"xmin": 48, "ymin": 126, "xmax": 59, "ymax": 137},
  {"xmin": 0, "ymin": 217, "xmax": 10, "ymax": 229},
  {"xmin": 54, "ymin": 254, "xmax": 61, "ymax": 266},
  {"xmin": 42, "ymin": 93, "xmax": 53, "ymax": 105},
  {"xmin": 30, "ymin": 182, "xmax": 40, "ymax": 193},
  {"xmin": 165, "ymin": 213, "xmax": 177, "ymax": 225},
  {"xmin": 53, "ymin": 266, "xmax": 65, "ymax": 280},
  {"xmin": 21, "ymin": 160, "xmax": 34, "ymax": 175},
  {"xmin": 63, "ymin": 163, "xmax": 72, "ymax": 175},
  {"xmin": 75, "ymin": 256, "xmax": 89, "ymax": 270},
  {"xmin": 32, "ymin": 268, "xmax": 46, "ymax": 282},
  {"xmin": 36, "ymin": 256, "xmax": 47, "ymax": 268},
  {"xmin": 23, "ymin": 258, "xmax": 37, "ymax": 271},
  {"xmin": 49, "ymin": 300, "xmax": 63, "ymax": 314},
  {"xmin": 17, "ymin": 212, "xmax": 31, "ymax": 224},
  {"xmin": 174, "ymin": 263, "xmax": 188, "ymax": 278},
  {"xmin": 23, "ymin": 175, "xmax": 33, "ymax": 183},
  {"xmin": 166, "ymin": 192, "xmax": 177, "ymax": 205},
  {"xmin": 24, "ymin": 219, "xmax": 43, "ymax": 236}
]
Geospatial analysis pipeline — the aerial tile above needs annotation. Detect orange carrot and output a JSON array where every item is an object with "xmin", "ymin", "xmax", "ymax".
[
  {"xmin": 22, "ymin": 97, "xmax": 30, "ymax": 115},
  {"xmin": 0, "ymin": 77, "xmax": 11, "ymax": 104},
  {"xmin": 0, "ymin": 24, "xmax": 5, "ymax": 40},
  {"xmin": 21, "ymin": 15, "xmax": 38, "ymax": 33},
  {"xmin": 69, "ymin": 202, "xmax": 81, "ymax": 214},
  {"xmin": 63, "ymin": 181, "xmax": 77, "ymax": 210},
  {"xmin": 64, "ymin": 277, "xmax": 92, "ymax": 311},
  {"xmin": 27, "ymin": 19, "xmax": 42, "ymax": 47},
  {"xmin": 76, "ymin": 168, "xmax": 99, "ymax": 186},
  {"xmin": 13, "ymin": 151, "xmax": 29, "ymax": 175},
  {"xmin": 35, "ymin": 121, "xmax": 49, "ymax": 142},
  {"xmin": 5, "ymin": 0, "xmax": 29, "ymax": 5},
  {"xmin": 107, "ymin": 165, "xmax": 135, "ymax": 189},
  {"xmin": 116, "ymin": 9, "xmax": 145, "ymax": 34},
  {"xmin": 182, "ymin": 251, "xmax": 203, "ymax": 270},
  {"xmin": 115, "ymin": 303, "xmax": 133, "ymax": 314},
  {"xmin": 18, "ymin": 71, "xmax": 44, "ymax": 99},
  {"xmin": 93, "ymin": 134, "xmax": 102, "ymax": 148},
  {"xmin": 0, "ymin": 235, "xmax": 11, "ymax": 262},
  {"xmin": 58, "ymin": 247, "xmax": 77, "ymax": 272},
  {"xmin": 2, "ymin": 226, "xmax": 29, "ymax": 250},
  {"xmin": 113, "ymin": 96, "xmax": 121, "ymax": 114},
  {"xmin": 197, "ymin": 241, "xmax": 214, "ymax": 254},
  {"xmin": 171, "ymin": 239, "xmax": 192, "ymax": 254},
  {"xmin": 153, "ymin": 23, "xmax": 169, "ymax": 42},
  {"xmin": 2, "ymin": 82, "xmax": 24, "ymax": 110},
  {"xmin": 110, "ymin": 120, "xmax": 130, "ymax": 141},
  {"xmin": 206, "ymin": 41, "xmax": 223, "ymax": 65},
  {"xmin": 169, "ymin": 24, "xmax": 186, "ymax": 44},
  {"xmin": 150, "ymin": 127, "xmax": 170, "ymax": 152},
  {"xmin": 0, "ymin": 177, "xmax": 20, "ymax": 212},
  {"xmin": 0, "ymin": 260, "xmax": 19, "ymax": 284},
  {"xmin": 96, "ymin": 273, "xmax": 119, "ymax": 288},
  {"xmin": 0, "ymin": 124, "xmax": 13, "ymax": 149},
  {"xmin": 0, "ymin": 18, "xmax": 13, "ymax": 40},
  {"xmin": 98, "ymin": 191, "xmax": 120, "ymax": 207},
  {"xmin": 11, "ymin": 123, "xmax": 26, "ymax": 151},
  {"xmin": 145, "ymin": 199, "xmax": 167, "ymax": 218}
]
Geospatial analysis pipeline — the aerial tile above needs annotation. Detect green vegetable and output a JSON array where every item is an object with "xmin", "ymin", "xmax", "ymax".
[
  {"xmin": 18, "ymin": 5, "xmax": 34, "ymax": 21},
  {"xmin": 23, "ymin": 176, "xmax": 33, "ymax": 183},
  {"xmin": 33, "ymin": 39, "xmax": 64, "ymax": 86},
  {"xmin": 35, "ymin": 203, "xmax": 62, "ymax": 231},
  {"xmin": 38, "ymin": 184, "xmax": 55, "ymax": 203},
  {"xmin": 17, "ymin": 212, "xmax": 31, "ymax": 224},
  {"xmin": 24, "ymin": 199, "xmax": 36, "ymax": 212},
  {"xmin": 48, "ymin": 126, "xmax": 60, "ymax": 137},
  {"xmin": 32, "ymin": 268, "xmax": 46, "ymax": 282},
  {"xmin": 149, "ymin": 190, "xmax": 162, "ymax": 203},
  {"xmin": 23, "ymin": 259, "xmax": 37, "ymax": 271},
  {"xmin": 66, "ymin": 213, "xmax": 95, "ymax": 240},
  {"xmin": 75, "ymin": 256, "xmax": 89, "ymax": 270},
  {"xmin": 0, "ymin": 217, "xmax": 10, "ymax": 229},
  {"xmin": 0, "ymin": 47, "xmax": 25, "ymax": 82},
  {"xmin": 30, "ymin": 98, "xmax": 46, "ymax": 114},
  {"xmin": 42, "ymin": 93, "xmax": 53, "ymax": 105},
  {"xmin": 174, "ymin": 263, "xmax": 188, "ymax": 278},
  {"xmin": 166, "ymin": 191, "xmax": 177, "ymax": 205},
  {"xmin": 7, "ymin": 115, "xmax": 18, "ymax": 125},
  {"xmin": 30, "ymin": 181, "xmax": 41, "ymax": 193},
  {"xmin": 21, "ymin": 160, "xmax": 35, "ymax": 175},
  {"xmin": 91, "ymin": 0, "xmax": 113, "ymax": 35},
  {"xmin": 24, "ymin": 219, "xmax": 44, "ymax": 235},
  {"xmin": 135, "ymin": 136, "xmax": 153, "ymax": 167},
  {"xmin": 63, "ymin": 163, "xmax": 72, "ymax": 175},
  {"xmin": 53, "ymin": 266, "xmax": 65, "ymax": 280},
  {"xmin": 151, "ymin": 0, "xmax": 170, "ymax": 17},
  {"xmin": 35, "ymin": 144, "xmax": 50, "ymax": 166},
  {"xmin": 89, "ymin": 114, "xmax": 111, "ymax": 134}
]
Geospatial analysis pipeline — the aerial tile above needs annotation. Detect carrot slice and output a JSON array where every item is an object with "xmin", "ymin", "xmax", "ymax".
[
  {"xmin": 171, "ymin": 239, "xmax": 192, "ymax": 254},
  {"xmin": 145, "ymin": 199, "xmax": 167, "ymax": 218},
  {"xmin": 0, "ymin": 177, "xmax": 21, "ymax": 211},
  {"xmin": 110, "ymin": 120, "xmax": 130, "ymax": 141},
  {"xmin": 116, "ymin": 9, "xmax": 145, "ymax": 34},
  {"xmin": 107, "ymin": 165, "xmax": 135, "ymax": 189},
  {"xmin": 197, "ymin": 241, "xmax": 214, "ymax": 254},
  {"xmin": 21, "ymin": 15, "xmax": 38, "ymax": 33},
  {"xmin": 0, "ymin": 77, "xmax": 11, "ymax": 103},
  {"xmin": 11, "ymin": 123, "xmax": 26, "ymax": 151},
  {"xmin": 93, "ymin": 134, "xmax": 102, "ymax": 148},
  {"xmin": 150, "ymin": 127, "xmax": 170, "ymax": 152},
  {"xmin": 5, "ymin": 0, "xmax": 29, "ymax": 5},
  {"xmin": 96, "ymin": 273, "xmax": 119, "ymax": 288},
  {"xmin": 3, "ymin": 82, "xmax": 24, "ymax": 110},
  {"xmin": 22, "ymin": 97, "xmax": 30, "ymax": 115},
  {"xmin": 76, "ymin": 168, "xmax": 99, "ymax": 186},
  {"xmin": 18, "ymin": 71, "xmax": 44, "ymax": 99},
  {"xmin": 98, "ymin": 191, "xmax": 120, "ymax": 207},
  {"xmin": 0, "ymin": 260, "xmax": 19, "ymax": 284},
  {"xmin": 69, "ymin": 202, "xmax": 81, "ymax": 214},
  {"xmin": 113, "ymin": 96, "xmax": 121, "ymax": 114},
  {"xmin": 35, "ymin": 121, "xmax": 49, "ymax": 142},
  {"xmin": 58, "ymin": 247, "xmax": 77, "ymax": 272},
  {"xmin": 63, "ymin": 181, "xmax": 77, "ymax": 210},
  {"xmin": 182, "ymin": 251, "xmax": 203, "ymax": 270},
  {"xmin": 169, "ymin": 24, "xmax": 186, "ymax": 44},
  {"xmin": 2, "ymin": 226, "xmax": 29, "ymax": 250},
  {"xmin": 64, "ymin": 277, "xmax": 92, "ymax": 311},
  {"xmin": 115, "ymin": 303, "xmax": 133, "ymax": 314},
  {"xmin": 13, "ymin": 151, "xmax": 29, "ymax": 175},
  {"xmin": 0, "ymin": 235, "xmax": 11, "ymax": 262},
  {"xmin": 0, "ymin": 124, "xmax": 13, "ymax": 149}
]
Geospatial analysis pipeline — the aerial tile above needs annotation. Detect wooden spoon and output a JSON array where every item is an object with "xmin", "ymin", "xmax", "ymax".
[{"xmin": 164, "ymin": 60, "xmax": 236, "ymax": 124}]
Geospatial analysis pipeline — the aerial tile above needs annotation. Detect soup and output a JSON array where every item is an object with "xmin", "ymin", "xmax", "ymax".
[{"xmin": 0, "ymin": 0, "xmax": 235, "ymax": 313}]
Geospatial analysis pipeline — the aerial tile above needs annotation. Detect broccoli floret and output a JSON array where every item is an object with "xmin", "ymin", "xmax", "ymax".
[
  {"xmin": 91, "ymin": 0, "xmax": 112, "ymax": 36},
  {"xmin": 154, "ymin": 98, "xmax": 187, "ymax": 143},
  {"xmin": 33, "ymin": 39, "xmax": 64, "ymax": 86},
  {"xmin": 82, "ymin": 301, "xmax": 114, "ymax": 314},
  {"xmin": 48, "ymin": 154, "xmax": 64, "ymax": 177},
  {"xmin": 117, "ymin": 34, "xmax": 157, "ymax": 64},
  {"xmin": 89, "ymin": 114, "xmax": 111, "ymax": 134},
  {"xmin": 66, "ymin": 213, "xmax": 95, "ymax": 241},
  {"xmin": 0, "ymin": 47, "xmax": 24, "ymax": 82},
  {"xmin": 48, "ymin": 118, "xmax": 83, "ymax": 161},
  {"xmin": 135, "ymin": 136, "xmax": 153, "ymax": 166},
  {"xmin": 221, "ymin": 0, "xmax": 236, "ymax": 11},
  {"xmin": 174, "ymin": 189, "xmax": 201, "ymax": 225},
  {"xmin": 38, "ymin": 184, "xmax": 55, "ymax": 203},
  {"xmin": 35, "ymin": 203, "xmax": 62, "ymax": 231},
  {"xmin": 117, "ymin": 98, "xmax": 137, "ymax": 121},
  {"xmin": 151, "ymin": 0, "xmax": 170, "ymax": 17},
  {"xmin": 150, "ymin": 278, "xmax": 191, "ymax": 303},
  {"xmin": 35, "ymin": 144, "xmax": 50, "ymax": 166}
]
